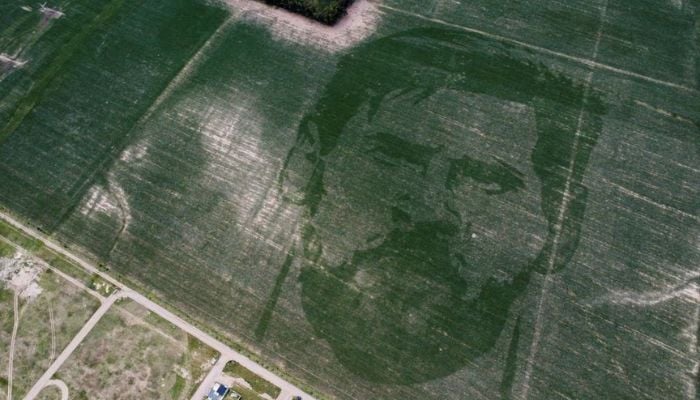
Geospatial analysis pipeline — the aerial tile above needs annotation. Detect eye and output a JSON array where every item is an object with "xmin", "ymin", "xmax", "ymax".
[{"xmin": 446, "ymin": 156, "xmax": 525, "ymax": 195}]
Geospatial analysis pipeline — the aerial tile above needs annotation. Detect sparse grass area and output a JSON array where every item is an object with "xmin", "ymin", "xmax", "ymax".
[
  {"xmin": 0, "ymin": 264, "xmax": 99, "ymax": 400},
  {"xmin": 34, "ymin": 385, "xmax": 62, "ymax": 400},
  {"xmin": 224, "ymin": 361, "xmax": 281, "ymax": 399},
  {"xmin": 54, "ymin": 299, "xmax": 217, "ymax": 400}
]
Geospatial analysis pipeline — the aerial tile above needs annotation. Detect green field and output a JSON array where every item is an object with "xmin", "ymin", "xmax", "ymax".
[{"xmin": 0, "ymin": 0, "xmax": 698, "ymax": 399}]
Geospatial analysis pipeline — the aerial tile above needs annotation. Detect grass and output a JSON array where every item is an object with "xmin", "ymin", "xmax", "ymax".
[
  {"xmin": 0, "ymin": 241, "xmax": 14, "ymax": 257},
  {"xmin": 170, "ymin": 374, "xmax": 186, "ymax": 399},
  {"xmin": 230, "ymin": 385, "xmax": 267, "ymax": 400},
  {"xmin": 224, "ymin": 361, "xmax": 281, "ymax": 398},
  {"xmin": 0, "ymin": 220, "xmax": 43, "ymax": 251},
  {"xmin": 35, "ymin": 385, "xmax": 63, "ymax": 400},
  {"xmin": 34, "ymin": 247, "xmax": 93, "ymax": 286}
]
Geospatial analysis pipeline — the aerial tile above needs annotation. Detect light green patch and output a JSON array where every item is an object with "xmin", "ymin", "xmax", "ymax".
[{"xmin": 224, "ymin": 361, "xmax": 281, "ymax": 399}]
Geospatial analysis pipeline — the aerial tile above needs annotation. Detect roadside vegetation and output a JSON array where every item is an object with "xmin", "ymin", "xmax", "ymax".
[
  {"xmin": 0, "ymin": 219, "xmax": 93, "ymax": 288},
  {"xmin": 223, "ymin": 361, "xmax": 281, "ymax": 399}
]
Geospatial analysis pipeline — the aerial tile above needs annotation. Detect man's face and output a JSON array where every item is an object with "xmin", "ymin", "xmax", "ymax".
[{"xmin": 300, "ymin": 87, "xmax": 548, "ymax": 382}]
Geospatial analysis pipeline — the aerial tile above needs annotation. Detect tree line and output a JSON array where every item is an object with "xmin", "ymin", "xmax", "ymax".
[{"xmin": 258, "ymin": 0, "xmax": 355, "ymax": 25}]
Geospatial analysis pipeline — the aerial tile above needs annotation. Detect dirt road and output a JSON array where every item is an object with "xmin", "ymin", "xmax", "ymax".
[
  {"xmin": 7, "ymin": 292, "xmax": 19, "ymax": 400},
  {"xmin": 0, "ymin": 211, "xmax": 314, "ymax": 400}
]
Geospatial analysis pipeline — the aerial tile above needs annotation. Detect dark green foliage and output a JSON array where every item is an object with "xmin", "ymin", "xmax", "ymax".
[{"xmin": 257, "ymin": 0, "xmax": 354, "ymax": 25}]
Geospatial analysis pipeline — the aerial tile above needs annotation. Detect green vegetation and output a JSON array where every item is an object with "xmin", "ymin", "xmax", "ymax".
[
  {"xmin": 0, "ymin": 0, "xmax": 698, "ymax": 399},
  {"xmin": 170, "ymin": 374, "xmax": 186, "ymax": 399},
  {"xmin": 0, "ymin": 241, "xmax": 14, "ymax": 257},
  {"xmin": 229, "ymin": 385, "xmax": 266, "ymax": 400},
  {"xmin": 34, "ymin": 247, "xmax": 93, "ymax": 286},
  {"xmin": 224, "ymin": 361, "xmax": 281, "ymax": 398},
  {"xmin": 0, "ymin": 220, "xmax": 42, "ymax": 251},
  {"xmin": 258, "ymin": 0, "xmax": 353, "ymax": 25}
]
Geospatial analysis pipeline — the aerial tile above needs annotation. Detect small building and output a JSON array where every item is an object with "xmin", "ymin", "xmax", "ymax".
[{"xmin": 207, "ymin": 383, "xmax": 230, "ymax": 400}]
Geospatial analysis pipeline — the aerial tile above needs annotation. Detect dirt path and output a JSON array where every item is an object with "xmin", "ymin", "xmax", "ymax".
[
  {"xmin": 0, "ymin": 210, "xmax": 314, "ymax": 400},
  {"xmin": 47, "ymin": 301, "xmax": 56, "ymax": 363},
  {"xmin": 7, "ymin": 291, "xmax": 19, "ymax": 400}
]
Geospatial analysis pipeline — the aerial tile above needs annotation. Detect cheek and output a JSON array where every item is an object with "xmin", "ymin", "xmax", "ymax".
[
  {"xmin": 310, "ymin": 159, "xmax": 396, "ymax": 265},
  {"xmin": 453, "ymin": 178, "xmax": 547, "ymax": 278}
]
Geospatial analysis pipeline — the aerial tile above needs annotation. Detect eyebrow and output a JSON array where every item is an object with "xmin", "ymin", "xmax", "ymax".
[
  {"xmin": 370, "ymin": 131, "xmax": 442, "ymax": 174},
  {"xmin": 446, "ymin": 155, "xmax": 525, "ymax": 194}
]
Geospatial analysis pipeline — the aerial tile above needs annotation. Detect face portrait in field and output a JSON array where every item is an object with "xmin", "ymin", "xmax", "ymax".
[{"xmin": 280, "ymin": 29, "xmax": 604, "ymax": 384}]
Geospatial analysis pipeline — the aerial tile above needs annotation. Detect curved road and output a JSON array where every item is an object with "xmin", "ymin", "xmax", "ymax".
[{"xmin": 42, "ymin": 380, "xmax": 68, "ymax": 400}]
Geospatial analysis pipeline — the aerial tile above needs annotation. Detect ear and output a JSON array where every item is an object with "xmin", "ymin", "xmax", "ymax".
[{"xmin": 278, "ymin": 116, "xmax": 324, "ymax": 210}]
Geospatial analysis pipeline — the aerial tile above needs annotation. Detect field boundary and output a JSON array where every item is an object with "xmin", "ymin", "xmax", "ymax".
[{"xmin": 516, "ymin": 1, "xmax": 609, "ymax": 399}]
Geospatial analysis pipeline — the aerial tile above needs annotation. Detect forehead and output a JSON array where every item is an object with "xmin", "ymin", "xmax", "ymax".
[{"xmin": 350, "ymin": 88, "xmax": 539, "ymax": 168}]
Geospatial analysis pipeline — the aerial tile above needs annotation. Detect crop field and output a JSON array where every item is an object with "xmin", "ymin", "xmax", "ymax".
[{"xmin": 0, "ymin": 0, "xmax": 698, "ymax": 399}]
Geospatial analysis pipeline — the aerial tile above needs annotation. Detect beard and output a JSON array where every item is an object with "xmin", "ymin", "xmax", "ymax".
[{"xmin": 299, "ymin": 218, "xmax": 533, "ymax": 383}]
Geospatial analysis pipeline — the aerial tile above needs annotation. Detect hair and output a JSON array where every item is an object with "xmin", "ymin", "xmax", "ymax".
[{"xmin": 281, "ymin": 27, "xmax": 605, "ymax": 273}]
